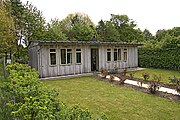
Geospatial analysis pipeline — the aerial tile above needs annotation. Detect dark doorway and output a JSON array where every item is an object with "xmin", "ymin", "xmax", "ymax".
[{"xmin": 91, "ymin": 48, "xmax": 99, "ymax": 71}]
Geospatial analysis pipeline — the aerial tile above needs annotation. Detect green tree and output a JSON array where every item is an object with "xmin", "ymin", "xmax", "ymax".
[
  {"xmin": 44, "ymin": 19, "xmax": 67, "ymax": 40},
  {"xmin": 60, "ymin": 13, "xmax": 96, "ymax": 41},
  {"xmin": 97, "ymin": 14, "xmax": 144, "ymax": 43},
  {"xmin": 110, "ymin": 14, "xmax": 143, "ymax": 43},
  {"xmin": 9, "ymin": 0, "xmax": 46, "ymax": 46},
  {"xmin": 97, "ymin": 20, "xmax": 119, "ymax": 42},
  {"xmin": 143, "ymin": 29, "xmax": 154, "ymax": 41},
  {"xmin": 0, "ymin": 2, "xmax": 16, "ymax": 55}
]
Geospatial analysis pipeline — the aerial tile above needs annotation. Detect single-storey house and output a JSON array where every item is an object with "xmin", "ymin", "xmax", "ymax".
[{"xmin": 28, "ymin": 40, "xmax": 142, "ymax": 78}]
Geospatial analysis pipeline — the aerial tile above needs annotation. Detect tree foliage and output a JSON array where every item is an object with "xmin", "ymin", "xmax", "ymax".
[
  {"xmin": 97, "ymin": 14, "xmax": 144, "ymax": 43},
  {"xmin": 139, "ymin": 27, "xmax": 180, "ymax": 70},
  {"xmin": 9, "ymin": 0, "xmax": 46, "ymax": 46},
  {"xmin": 0, "ymin": 2, "xmax": 16, "ymax": 54},
  {"xmin": 60, "ymin": 13, "xmax": 96, "ymax": 41},
  {"xmin": 44, "ymin": 19, "xmax": 67, "ymax": 40}
]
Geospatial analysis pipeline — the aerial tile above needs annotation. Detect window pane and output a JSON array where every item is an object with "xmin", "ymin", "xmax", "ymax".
[
  {"xmin": 76, "ymin": 53, "xmax": 81, "ymax": 63},
  {"xmin": 67, "ymin": 49, "xmax": 72, "ymax": 52},
  {"xmin": 114, "ymin": 49, "xmax": 117, "ymax": 61},
  {"xmin": 76, "ymin": 49, "xmax": 81, "ymax": 52},
  {"xmin": 50, "ymin": 53, "xmax": 56, "ymax": 65},
  {"xmin": 118, "ymin": 49, "xmax": 121, "ymax": 60},
  {"xmin": 50, "ymin": 49, "xmax": 56, "ymax": 52},
  {"xmin": 107, "ymin": 52, "xmax": 111, "ymax": 61},
  {"xmin": 114, "ymin": 52, "xmax": 117, "ymax": 61},
  {"xmin": 124, "ymin": 52, "xmax": 127, "ymax": 61},
  {"xmin": 61, "ymin": 49, "xmax": 66, "ymax": 64},
  {"xmin": 67, "ymin": 53, "xmax": 72, "ymax": 64}
]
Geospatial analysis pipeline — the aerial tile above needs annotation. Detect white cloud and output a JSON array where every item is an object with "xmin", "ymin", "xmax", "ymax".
[{"xmin": 21, "ymin": 0, "xmax": 180, "ymax": 35}]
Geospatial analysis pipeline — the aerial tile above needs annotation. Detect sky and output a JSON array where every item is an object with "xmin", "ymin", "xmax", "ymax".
[{"xmin": 21, "ymin": 0, "xmax": 180, "ymax": 35}]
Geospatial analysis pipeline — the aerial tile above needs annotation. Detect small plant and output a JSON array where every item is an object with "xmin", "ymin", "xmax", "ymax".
[
  {"xmin": 118, "ymin": 75, "xmax": 127, "ymax": 85},
  {"xmin": 122, "ymin": 68, "xmax": 127, "ymax": 76},
  {"xmin": 176, "ymin": 86, "xmax": 180, "ymax": 93},
  {"xmin": 129, "ymin": 72, "xmax": 135, "ymax": 79},
  {"xmin": 148, "ymin": 80, "xmax": 160, "ymax": 94},
  {"xmin": 169, "ymin": 76, "xmax": 179, "ymax": 85},
  {"xmin": 142, "ymin": 72, "xmax": 150, "ymax": 81},
  {"xmin": 152, "ymin": 74, "xmax": 161, "ymax": 82},
  {"xmin": 100, "ymin": 67, "xmax": 108, "ymax": 78},
  {"xmin": 110, "ymin": 75, "xmax": 115, "ymax": 82}
]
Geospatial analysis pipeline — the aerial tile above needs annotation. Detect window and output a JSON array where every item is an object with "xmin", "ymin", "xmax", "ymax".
[
  {"xmin": 61, "ymin": 49, "xmax": 72, "ymax": 64},
  {"xmin": 61, "ymin": 49, "xmax": 66, "ymax": 64},
  {"xmin": 76, "ymin": 49, "xmax": 81, "ymax": 64},
  {"xmin": 107, "ymin": 49, "xmax": 111, "ymax": 61},
  {"xmin": 118, "ymin": 49, "xmax": 121, "ymax": 60},
  {"xmin": 50, "ymin": 49, "xmax": 56, "ymax": 65},
  {"xmin": 114, "ymin": 49, "xmax": 118, "ymax": 61},
  {"xmin": 114, "ymin": 48, "xmax": 121, "ymax": 61},
  {"xmin": 67, "ymin": 49, "xmax": 72, "ymax": 64},
  {"xmin": 123, "ymin": 49, "xmax": 127, "ymax": 61}
]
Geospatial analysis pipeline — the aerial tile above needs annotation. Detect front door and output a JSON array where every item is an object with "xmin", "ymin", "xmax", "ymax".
[{"xmin": 91, "ymin": 48, "xmax": 99, "ymax": 71}]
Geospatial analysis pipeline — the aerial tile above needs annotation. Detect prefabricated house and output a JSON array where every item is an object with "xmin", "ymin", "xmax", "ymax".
[{"xmin": 28, "ymin": 40, "xmax": 141, "ymax": 78}]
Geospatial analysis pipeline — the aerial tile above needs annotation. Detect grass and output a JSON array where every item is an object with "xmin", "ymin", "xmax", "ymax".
[
  {"xmin": 128, "ymin": 68, "xmax": 180, "ymax": 84},
  {"xmin": 42, "ymin": 76, "xmax": 180, "ymax": 120}
]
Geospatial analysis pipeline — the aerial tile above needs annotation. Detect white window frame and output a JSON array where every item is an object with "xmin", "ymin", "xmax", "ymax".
[
  {"xmin": 49, "ymin": 48, "xmax": 56, "ymax": 66},
  {"xmin": 114, "ymin": 48, "xmax": 122, "ymax": 61},
  {"xmin": 60, "ymin": 48, "xmax": 72, "ymax": 65},
  {"xmin": 106, "ymin": 48, "xmax": 111, "ymax": 62},
  {"xmin": 123, "ymin": 48, "xmax": 128, "ymax": 62},
  {"xmin": 75, "ymin": 48, "xmax": 82, "ymax": 64}
]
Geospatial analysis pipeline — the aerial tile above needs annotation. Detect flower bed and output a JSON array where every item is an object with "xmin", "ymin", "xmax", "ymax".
[{"xmin": 97, "ymin": 73, "xmax": 180, "ymax": 102}]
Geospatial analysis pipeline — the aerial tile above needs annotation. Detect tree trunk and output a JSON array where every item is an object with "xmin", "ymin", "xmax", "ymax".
[{"xmin": 31, "ymin": 111, "xmax": 35, "ymax": 120}]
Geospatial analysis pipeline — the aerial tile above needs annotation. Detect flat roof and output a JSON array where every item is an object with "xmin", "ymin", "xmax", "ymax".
[{"xmin": 29, "ymin": 40, "xmax": 142, "ymax": 46}]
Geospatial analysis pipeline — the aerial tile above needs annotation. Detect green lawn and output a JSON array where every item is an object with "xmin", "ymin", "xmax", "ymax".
[
  {"xmin": 42, "ymin": 77, "xmax": 180, "ymax": 120},
  {"xmin": 128, "ymin": 68, "xmax": 180, "ymax": 84}
]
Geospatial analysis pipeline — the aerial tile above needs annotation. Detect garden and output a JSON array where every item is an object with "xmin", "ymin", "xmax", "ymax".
[
  {"xmin": 98, "ymin": 67, "xmax": 180, "ymax": 101},
  {"xmin": 43, "ymin": 76, "xmax": 180, "ymax": 120}
]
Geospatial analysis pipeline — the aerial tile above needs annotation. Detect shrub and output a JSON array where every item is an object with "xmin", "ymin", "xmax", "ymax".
[
  {"xmin": 148, "ymin": 80, "xmax": 160, "ymax": 94},
  {"xmin": 100, "ymin": 67, "xmax": 108, "ymax": 76},
  {"xmin": 152, "ymin": 74, "xmax": 161, "ymax": 82},
  {"xmin": 129, "ymin": 72, "xmax": 135, "ymax": 79},
  {"xmin": 0, "ymin": 63, "xmax": 107, "ymax": 120},
  {"xmin": 122, "ymin": 68, "xmax": 127, "ymax": 76},
  {"xmin": 118, "ymin": 75, "xmax": 127, "ymax": 85},
  {"xmin": 142, "ymin": 72, "xmax": 150, "ymax": 81},
  {"xmin": 169, "ymin": 76, "xmax": 180, "ymax": 85},
  {"xmin": 138, "ymin": 47, "xmax": 180, "ymax": 70},
  {"xmin": 109, "ymin": 75, "xmax": 115, "ymax": 82}
]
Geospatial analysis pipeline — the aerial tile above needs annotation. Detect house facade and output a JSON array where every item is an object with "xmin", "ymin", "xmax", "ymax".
[{"xmin": 28, "ymin": 41, "xmax": 141, "ymax": 78}]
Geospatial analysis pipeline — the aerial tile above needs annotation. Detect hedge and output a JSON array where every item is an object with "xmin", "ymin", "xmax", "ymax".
[{"xmin": 138, "ymin": 47, "xmax": 180, "ymax": 70}]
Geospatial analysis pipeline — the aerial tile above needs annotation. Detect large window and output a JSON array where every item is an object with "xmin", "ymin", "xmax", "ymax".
[
  {"xmin": 114, "ymin": 48, "xmax": 121, "ymax": 61},
  {"xmin": 123, "ymin": 48, "xmax": 128, "ymax": 61},
  {"xmin": 76, "ymin": 49, "xmax": 81, "ymax": 64},
  {"xmin": 61, "ymin": 49, "xmax": 72, "ymax": 64},
  {"xmin": 50, "ymin": 49, "xmax": 56, "ymax": 65},
  {"xmin": 107, "ymin": 49, "xmax": 111, "ymax": 61}
]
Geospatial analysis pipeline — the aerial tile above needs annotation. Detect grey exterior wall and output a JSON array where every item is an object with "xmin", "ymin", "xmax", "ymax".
[
  {"xmin": 29, "ymin": 43, "xmax": 139, "ymax": 78},
  {"xmin": 28, "ymin": 43, "xmax": 39, "ymax": 71}
]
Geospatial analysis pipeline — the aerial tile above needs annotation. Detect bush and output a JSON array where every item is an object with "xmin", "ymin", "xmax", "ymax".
[
  {"xmin": 0, "ymin": 63, "xmax": 107, "ymax": 120},
  {"xmin": 138, "ymin": 47, "xmax": 180, "ymax": 70},
  {"xmin": 142, "ymin": 72, "xmax": 150, "ymax": 81},
  {"xmin": 148, "ymin": 80, "xmax": 160, "ymax": 94}
]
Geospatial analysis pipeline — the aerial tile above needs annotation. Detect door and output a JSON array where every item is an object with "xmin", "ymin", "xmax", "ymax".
[{"xmin": 91, "ymin": 48, "xmax": 99, "ymax": 71}]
